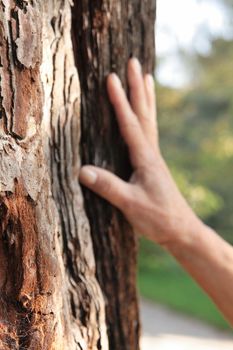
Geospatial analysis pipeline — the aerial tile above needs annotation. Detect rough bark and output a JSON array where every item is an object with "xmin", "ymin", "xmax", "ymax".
[
  {"xmin": 0, "ymin": 0, "xmax": 156, "ymax": 349},
  {"xmin": 72, "ymin": 2, "xmax": 156, "ymax": 349}
]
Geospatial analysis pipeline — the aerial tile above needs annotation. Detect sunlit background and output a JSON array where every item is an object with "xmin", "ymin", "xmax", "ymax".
[
  {"xmin": 139, "ymin": 1, "xmax": 233, "ymax": 348},
  {"xmin": 156, "ymin": 0, "xmax": 233, "ymax": 87}
]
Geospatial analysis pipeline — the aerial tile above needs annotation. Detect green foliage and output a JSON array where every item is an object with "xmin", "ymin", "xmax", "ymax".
[
  {"xmin": 138, "ymin": 36, "xmax": 233, "ymax": 325},
  {"xmin": 170, "ymin": 166, "xmax": 223, "ymax": 219},
  {"xmin": 157, "ymin": 37, "xmax": 233, "ymax": 243}
]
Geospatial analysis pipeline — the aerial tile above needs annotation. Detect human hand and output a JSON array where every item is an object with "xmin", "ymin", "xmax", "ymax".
[{"xmin": 79, "ymin": 58, "xmax": 201, "ymax": 247}]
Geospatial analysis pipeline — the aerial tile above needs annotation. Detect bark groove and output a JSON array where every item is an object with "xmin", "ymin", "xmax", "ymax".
[
  {"xmin": 72, "ymin": 1, "xmax": 156, "ymax": 349},
  {"xmin": 0, "ymin": 0, "xmax": 156, "ymax": 348},
  {"xmin": 0, "ymin": 1, "xmax": 108, "ymax": 349}
]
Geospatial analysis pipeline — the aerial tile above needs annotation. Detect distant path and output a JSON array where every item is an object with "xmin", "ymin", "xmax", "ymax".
[{"xmin": 140, "ymin": 298, "xmax": 233, "ymax": 350}]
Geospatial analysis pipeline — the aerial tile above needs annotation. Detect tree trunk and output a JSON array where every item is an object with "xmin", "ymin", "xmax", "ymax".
[
  {"xmin": 72, "ymin": 1, "xmax": 156, "ymax": 349},
  {"xmin": 0, "ymin": 1, "xmax": 156, "ymax": 349}
]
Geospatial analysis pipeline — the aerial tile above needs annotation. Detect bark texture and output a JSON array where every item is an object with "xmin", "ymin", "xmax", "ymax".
[
  {"xmin": 0, "ymin": 1, "xmax": 108, "ymax": 349},
  {"xmin": 72, "ymin": 1, "xmax": 156, "ymax": 349},
  {"xmin": 0, "ymin": 0, "xmax": 156, "ymax": 349}
]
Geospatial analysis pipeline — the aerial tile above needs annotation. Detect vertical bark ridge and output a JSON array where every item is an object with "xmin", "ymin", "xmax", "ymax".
[
  {"xmin": 41, "ymin": 1, "xmax": 108, "ymax": 348},
  {"xmin": 0, "ymin": 0, "xmax": 108, "ymax": 348},
  {"xmin": 0, "ymin": 0, "xmax": 156, "ymax": 348},
  {"xmin": 72, "ymin": 1, "xmax": 156, "ymax": 349}
]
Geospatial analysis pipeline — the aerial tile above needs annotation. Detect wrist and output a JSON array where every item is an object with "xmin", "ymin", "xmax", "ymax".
[{"xmin": 161, "ymin": 214, "xmax": 206, "ymax": 258}]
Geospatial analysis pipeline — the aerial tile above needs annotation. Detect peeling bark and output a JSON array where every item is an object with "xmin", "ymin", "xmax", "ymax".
[{"xmin": 0, "ymin": 0, "xmax": 156, "ymax": 349}]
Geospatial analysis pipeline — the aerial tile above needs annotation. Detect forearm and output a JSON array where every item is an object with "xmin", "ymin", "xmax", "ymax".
[
  {"xmin": 79, "ymin": 58, "xmax": 233, "ymax": 328},
  {"xmin": 164, "ymin": 221, "xmax": 233, "ymax": 326}
]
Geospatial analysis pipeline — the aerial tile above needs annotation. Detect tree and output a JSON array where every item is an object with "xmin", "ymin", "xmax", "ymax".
[{"xmin": 0, "ymin": 1, "xmax": 156, "ymax": 349}]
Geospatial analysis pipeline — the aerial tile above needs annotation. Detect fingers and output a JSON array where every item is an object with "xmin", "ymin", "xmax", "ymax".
[
  {"xmin": 144, "ymin": 73, "xmax": 156, "ymax": 121},
  {"xmin": 127, "ymin": 59, "xmax": 157, "ymax": 146},
  {"xmin": 107, "ymin": 73, "xmax": 148, "ymax": 167},
  {"xmin": 79, "ymin": 165, "xmax": 132, "ymax": 210},
  {"xmin": 144, "ymin": 73, "xmax": 158, "ymax": 146},
  {"xmin": 127, "ymin": 58, "xmax": 148, "ymax": 121}
]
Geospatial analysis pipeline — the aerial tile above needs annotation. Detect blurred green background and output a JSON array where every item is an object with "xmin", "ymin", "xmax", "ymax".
[{"xmin": 138, "ymin": 0, "xmax": 233, "ymax": 329}]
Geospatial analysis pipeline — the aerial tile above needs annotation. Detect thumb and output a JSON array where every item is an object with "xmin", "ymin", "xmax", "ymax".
[{"xmin": 79, "ymin": 165, "xmax": 131, "ymax": 210}]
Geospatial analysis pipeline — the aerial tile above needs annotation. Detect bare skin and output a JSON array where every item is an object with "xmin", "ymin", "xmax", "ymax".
[{"xmin": 79, "ymin": 57, "xmax": 233, "ymax": 327}]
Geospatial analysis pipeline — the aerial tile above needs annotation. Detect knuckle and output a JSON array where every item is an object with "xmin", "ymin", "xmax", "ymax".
[
  {"xmin": 140, "ymin": 112, "xmax": 151, "ymax": 124},
  {"xmin": 121, "ymin": 118, "xmax": 139, "ymax": 132},
  {"xmin": 140, "ymin": 105, "xmax": 150, "ymax": 119},
  {"xmin": 98, "ymin": 177, "xmax": 112, "ymax": 195},
  {"xmin": 121, "ymin": 190, "xmax": 136, "ymax": 212},
  {"xmin": 120, "ymin": 195, "xmax": 131, "ymax": 211}
]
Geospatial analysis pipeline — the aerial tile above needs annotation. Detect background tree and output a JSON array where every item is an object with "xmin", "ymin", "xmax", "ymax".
[{"xmin": 0, "ymin": 0, "xmax": 156, "ymax": 349}]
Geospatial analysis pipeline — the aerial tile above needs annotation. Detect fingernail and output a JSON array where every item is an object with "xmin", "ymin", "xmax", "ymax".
[
  {"xmin": 80, "ymin": 167, "xmax": 97, "ymax": 185},
  {"xmin": 131, "ymin": 57, "xmax": 141, "ymax": 73},
  {"xmin": 146, "ymin": 74, "xmax": 154, "ymax": 89},
  {"xmin": 110, "ymin": 73, "xmax": 122, "ymax": 88}
]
